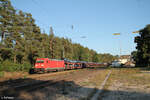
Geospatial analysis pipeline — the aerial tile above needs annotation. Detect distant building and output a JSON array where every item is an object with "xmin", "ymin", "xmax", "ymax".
[
  {"xmin": 112, "ymin": 55, "xmax": 135, "ymax": 67},
  {"xmin": 118, "ymin": 55, "xmax": 131, "ymax": 64}
]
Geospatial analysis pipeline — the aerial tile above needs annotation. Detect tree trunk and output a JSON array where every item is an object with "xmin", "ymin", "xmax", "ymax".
[{"xmin": 14, "ymin": 54, "xmax": 16, "ymax": 63}]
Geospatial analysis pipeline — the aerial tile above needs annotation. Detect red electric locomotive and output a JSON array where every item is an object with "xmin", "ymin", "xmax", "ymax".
[{"xmin": 33, "ymin": 58, "xmax": 65, "ymax": 73}]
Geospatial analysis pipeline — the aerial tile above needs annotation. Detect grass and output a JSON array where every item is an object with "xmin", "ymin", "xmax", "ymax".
[
  {"xmin": 99, "ymin": 68, "xmax": 150, "ymax": 100},
  {"xmin": 103, "ymin": 68, "xmax": 150, "ymax": 90},
  {"xmin": 89, "ymin": 70, "xmax": 110, "ymax": 87},
  {"xmin": 80, "ymin": 69, "xmax": 110, "ymax": 87},
  {"xmin": 23, "ymin": 75, "xmax": 27, "ymax": 79},
  {"xmin": 0, "ymin": 71, "xmax": 29, "ymax": 81}
]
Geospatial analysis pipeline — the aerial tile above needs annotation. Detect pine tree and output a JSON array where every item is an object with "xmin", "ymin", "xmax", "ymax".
[{"xmin": 49, "ymin": 26, "xmax": 55, "ymax": 58}]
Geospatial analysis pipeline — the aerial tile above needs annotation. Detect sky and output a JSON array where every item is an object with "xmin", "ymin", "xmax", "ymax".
[{"xmin": 11, "ymin": 0, "xmax": 150, "ymax": 55}]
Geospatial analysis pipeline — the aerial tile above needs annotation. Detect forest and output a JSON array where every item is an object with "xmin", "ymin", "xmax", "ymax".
[{"xmin": 0, "ymin": 0, "xmax": 117, "ymax": 72}]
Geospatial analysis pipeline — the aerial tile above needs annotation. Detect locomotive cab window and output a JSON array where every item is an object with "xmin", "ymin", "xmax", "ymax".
[{"xmin": 36, "ymin": 60, "xmax": 44, "ymax": 63}]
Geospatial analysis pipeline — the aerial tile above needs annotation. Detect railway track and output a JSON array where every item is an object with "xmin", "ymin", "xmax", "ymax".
[
  {"xmin": 0, "ymin": 69, "xmax": 81, "ymax": 89},
  {"xmin": 0, "ymin": 72, "xmax": 78, "ymax": 99},
  {"xmin": 0, "ymin": 67, "xmax": 106, "ymax": 99},
  {"xmin": 0, "ymin": 68, "xmax": 104, "ymax": 89},
  {"xmin": 0, "ymin": 69, "xmax": 87, "ymax": 95}
]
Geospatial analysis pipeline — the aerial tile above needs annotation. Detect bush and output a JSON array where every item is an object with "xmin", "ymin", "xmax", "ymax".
[
  {"xmin": 0, "ymin": 60, "xmax": 32, "ymax": 72},
  {"xmin": 0, "ymin": 71, "xmax": 4, "ymax": 77},
  {"xmin": 0, "ymin": 60, "xmax": 15, "ymax": 72},
  {"xmin": 21, "ymin": 62, "xmax": 32, "ymax": 71}
]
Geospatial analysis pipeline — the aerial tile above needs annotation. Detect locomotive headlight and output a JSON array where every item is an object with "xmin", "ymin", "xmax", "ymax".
[{"xmin": 41, "ymin": 64, "xmax": 44, "ymax": 66}]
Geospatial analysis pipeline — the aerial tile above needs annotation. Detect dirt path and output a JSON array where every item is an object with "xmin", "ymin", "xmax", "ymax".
[{"xmin": 91, "ymin": 70, "xmax": 111, "ymax": 100}]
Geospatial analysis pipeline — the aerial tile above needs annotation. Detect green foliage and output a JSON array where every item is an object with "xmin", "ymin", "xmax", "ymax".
[
  {"xmin": 98, "ymin": 53, "xmax": 117, "ymax": 63},
  {"xmin": 21, "ymin": 62, "xmax": 32, "ymax": 71},
  {"xmin": 134, "ymin": 24, "xmax": 150, "ymax": 67},
  {"xmin": 0, "ymin": 0, "xmax": 117, "ymax": 72},
  {"xmin": 0, "ymin": 60, "xmax": 19, "ymax": 72},
  {"xmin": 0, "ymin": 60, "xmax": 31, "ymax": 72},
  {"xmin": 23, "ymin": 75, "xmax": 27, "ymax": 79},
  {"xmin": 0, "ymin": 71, "xmax": 4, "ymax": 77}
]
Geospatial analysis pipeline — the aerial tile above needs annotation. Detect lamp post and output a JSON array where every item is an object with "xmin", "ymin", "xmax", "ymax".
[
  {"xmin": 131, "ymin": 30, "xmax": 139, "ymax": 52},
  {"xmin": 132, "ymin": 31, "xmax": 139, "ymax": 34}
]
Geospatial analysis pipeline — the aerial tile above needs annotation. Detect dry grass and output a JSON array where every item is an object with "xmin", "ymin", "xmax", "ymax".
[
  {"xmin": 0, "ymin": 69, "xmax": 82, "ymax": 82},
  {"xmin": 0, "ymin": 71, "xmax": 28, "ymax": 82},
  {"xmin": 106, "ymin": 68, "xmax": 150, "ymax": 86},
  {"xmin": 80, "ymin": 69, "xmax": 110, "ymax": 87},
  {"xmin": 100, "ymin": 68, "xmax": 150, "ymax": 100}
]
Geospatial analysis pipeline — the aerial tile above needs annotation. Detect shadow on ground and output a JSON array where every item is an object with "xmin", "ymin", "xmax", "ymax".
[
  {"xmin": 99, "ymin": 89, "xmax": 150, "ymax": 100},
  {"xmin": 0, "ymin": 72, "xmax": 150, "ymax": 100}
]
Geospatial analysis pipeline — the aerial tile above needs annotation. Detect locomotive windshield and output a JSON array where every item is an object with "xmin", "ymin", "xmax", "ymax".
[{"xmin": 36, "ymin": 60, "xmax": 44, "ymax": 63}]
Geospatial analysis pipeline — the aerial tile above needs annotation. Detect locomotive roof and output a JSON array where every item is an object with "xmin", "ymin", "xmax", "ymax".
[{"xmin": 50, "ymin": 59, "xmax": 64, "ymax": 61}]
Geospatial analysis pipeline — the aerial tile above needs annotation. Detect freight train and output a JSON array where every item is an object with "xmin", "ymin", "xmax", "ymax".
[{"xmin": 29, "ymin": 58, "xmax": 103, "ymax": 74}]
